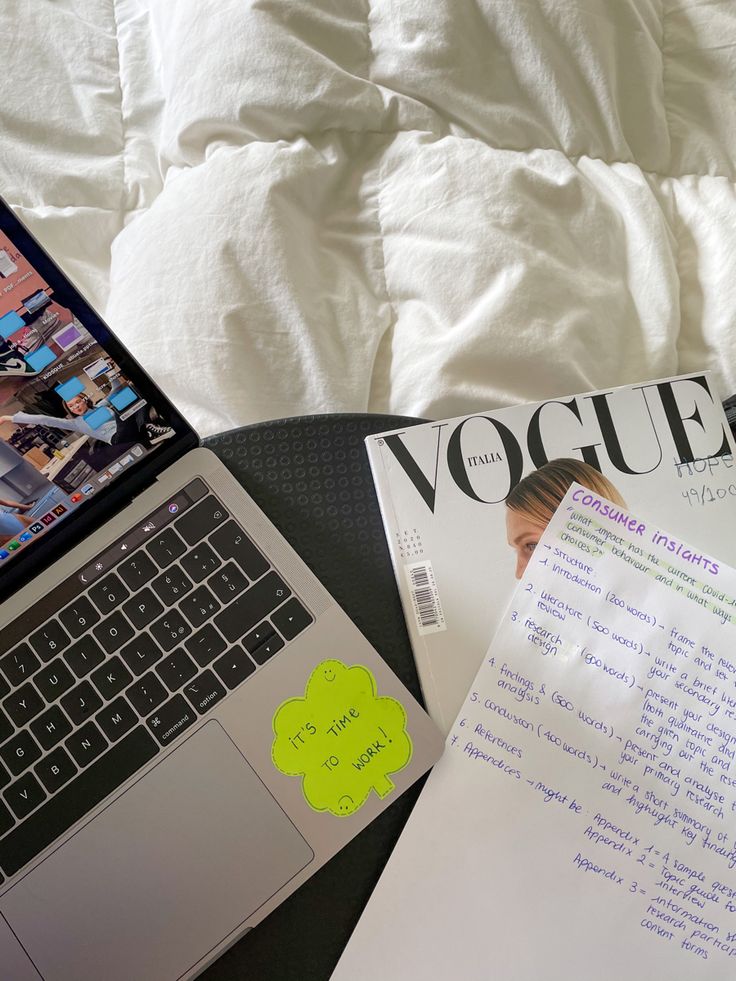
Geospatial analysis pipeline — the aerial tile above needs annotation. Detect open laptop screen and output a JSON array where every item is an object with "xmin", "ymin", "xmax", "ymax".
[{"xmin": 0, "ymin": 203, "xmax": 195, "ymax": 586}]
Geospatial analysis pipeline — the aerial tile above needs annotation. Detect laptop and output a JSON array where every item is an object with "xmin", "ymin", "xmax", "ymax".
[{"xmin": 0, "ymin": 199, "xmax": 443, "ymax": 981}]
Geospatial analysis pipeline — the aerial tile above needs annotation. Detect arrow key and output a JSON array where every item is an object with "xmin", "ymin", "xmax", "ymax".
[
  {"xmin": 242, "ymin": 621, "xmax": 275, "ymax": 655},
  {"xmin": 213, "ymin": 647, "xmax": 256, "ymax": 690},
  {"xmin": 271, "ymin": 598, "xmax": 313, "ymax": 642},
  {"xmin": 249, "ymin": 633, "xmax": 284, "ymax": 666}
]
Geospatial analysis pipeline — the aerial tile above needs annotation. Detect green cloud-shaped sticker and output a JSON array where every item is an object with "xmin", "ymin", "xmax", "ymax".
[{"xmin": 271, "ymin": 659, "xmax": 413, "ymax": 817}]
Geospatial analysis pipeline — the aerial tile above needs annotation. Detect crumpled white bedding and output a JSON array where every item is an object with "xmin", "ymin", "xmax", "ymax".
[{"xmin": 2, "ymin": 0, "xmax": 735, "ymax": 437}]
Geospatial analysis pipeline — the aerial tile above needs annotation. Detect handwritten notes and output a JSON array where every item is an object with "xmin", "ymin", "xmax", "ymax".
[
  {"xmin": 271, "ymin": 660, "xmax": 412, "ymax": 816},
  {"xmin": 333, "ymin": 486, "xmax": 736, "ymax": 980}
]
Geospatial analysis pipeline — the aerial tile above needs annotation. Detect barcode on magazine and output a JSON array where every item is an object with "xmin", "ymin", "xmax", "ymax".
[{"xmin": 404, "ymin": 560, "xmax": 446, "ymax": 635}]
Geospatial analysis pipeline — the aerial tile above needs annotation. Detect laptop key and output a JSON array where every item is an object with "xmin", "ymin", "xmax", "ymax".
[
  {"xmin": 93, "ymin": 610, "xmax": 135, "ymax": 655},
  {"xmin": 0, "ymin": 800, "xmax": 13, "ymax": 836},
  {"xmin": 242, "ymin": 621, "xmax": 275, "ymax": 654},
  {"xmin": 208, "ymin": 562, "xmax": 248, "ymax": 603},
  {"xmin": 30, "ymin": 705, "xmax": 73, "ymax": 752},
  {"xmin": 213, "ymin": 647, "xmax": 256, "ymax": 690},
  {"xmin": 61, "ymin": 681, "xmax": 103, "ymax": 727},
  {"xmin": 249, "ymin": 633, "xmax": 285, "ymax": 666},
  {"xmin": 91, "ymin": 655, "xmax": 133, "ymax": 699},
  {"xmin": 184, "ymin": 624, "xmax": 227, "ymax": 667},
  {"xmin": 214, "ymin": 572, "xmax": 290, "ymax": 644},
  {"xmin": 0, "ymin": 706, "xmax": 12, "ymax": 744},
  {"xmin": 271, "ymin": 598, "xmax": 313, "ymax": 641},
  {"xmin": 119, "ymin": 634, "xmax": 163, "ymax": 676},
  {"xmin": 126, "ymin": 672, "xmax": 168, "ymax": 716},
  {"xmin": 64, "ymin": 635, "xmax": 106, "ymax": 678},
  {"xmin": 146, "ymin": 694, "xmax": 197, "ymax": 746},
  {"xmin": 29, "ymin": 620, "xmax": 70, "ymax": 663},
  {"xmin": 34, "ymin": 746, "xmax": 77, "ymax": 794},
  {"xmin": 146, "ymin": 527, "xmax": 186, "ymax": 568},
  {"xmin": 0, "ymin": 643, "xmax": 40, "ymax": 688},
  {"xmin": 59, "ymin": 596, "xmax": 100, "ymax": 639},
  {"xmin": 66, "ymin": 722, "xmax": 108, "ymax": 768},
  {"xmin": 210, "ymin": 521, "xmax": 269, "ymax": 580},
  {"xmin": 0, "ymin": 730, "xmax": 42, "ymax": 777},
  {"xmin": 89, "ymin": 573, "xmax": 130, "ymax": 615},
  {"xmin": 157, "ymin": 650, "xmax": 197, "ymax": 692},
  {"xmin": 3, "ymin": 683, "xmax": 44, "ymax": 728},
  {"xmin": 3, "ymin": 772, "xmax": 46, "ymax": 821},
  {"xmin": 150, "ymin": 610, "xmax": 192, "ymax": 652},
  {"xmin": 181, "ymin": 543, "xmax": 221, "ymax": 583},
  {"xmin": 123, "ymin": 588, "xmax": 164, "ymax": 630},
  {"xmin": 0, "ymin": 674, "xmax": 8, "ymax": 700},
  {"xmin": 0, "ymin": 759, "xmax": 10, "ymax": 790},
  {"xmin": 176, "ymin": 495, "xmax": 228, "ymax": 545},
  {"xmin": 183, "ymin": 670, "xmax": 226, "ymax": 715},
  {"xmin": 180, "ymin": 586, "xmax": 220, "ymax": 629},
  {"xmin": 118, "ymin": 551, "xmax": 157, "ymax": 591},
  {"xmin": 34, "ymin": 658, "xmax": 75, "ymax": 702},
  {"xmin": 151, "ymin": 565, "xmax": 193, "ymax": 606},
  {"xmin": 0, "ymin": 727, "xmax": 158, "ymax": 877},
  {"xmin": 96, "ymin": 697, "xmax": 137, "ymax": 742}
]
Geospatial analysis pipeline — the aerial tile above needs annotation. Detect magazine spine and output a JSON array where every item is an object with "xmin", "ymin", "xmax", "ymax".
[{"xmin": 364, "ymin": 435, "xmax": 445, "ymax": 731}]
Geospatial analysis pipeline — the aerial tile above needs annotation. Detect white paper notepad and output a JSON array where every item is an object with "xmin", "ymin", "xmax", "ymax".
[{"xmin": 333, "ymin": 484, "xmax": 736, "ymax": 980}]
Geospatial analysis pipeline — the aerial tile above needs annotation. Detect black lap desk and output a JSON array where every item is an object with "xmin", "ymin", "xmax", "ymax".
[{"xmin": 201, "ymin": 413, "xmax": 426, "ymax": 981}]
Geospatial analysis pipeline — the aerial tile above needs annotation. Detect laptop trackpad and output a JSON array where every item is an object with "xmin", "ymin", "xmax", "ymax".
[{"xmin": 1, "ymin": 721, "xmax": 313, "ymax": 981}]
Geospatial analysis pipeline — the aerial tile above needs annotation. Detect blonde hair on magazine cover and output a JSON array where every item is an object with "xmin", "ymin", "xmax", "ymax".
[
  {"xmin": 505, "ymin": 458, "xmax": 625, "ymax": 579},
  {"xmin": 506, "ymin": 458, "xmax": 626, "ymax": 525}
]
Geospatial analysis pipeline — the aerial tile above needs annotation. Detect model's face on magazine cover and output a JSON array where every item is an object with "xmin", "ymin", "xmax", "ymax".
[{"xmin": 505, "ymin": 507, "xmax": 546, "ymax": 580}]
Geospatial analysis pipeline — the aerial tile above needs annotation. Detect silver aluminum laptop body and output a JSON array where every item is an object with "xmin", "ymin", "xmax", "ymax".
[{"xmin": 0, "ymin": 202, "xmax": 443, "ymax": 980}]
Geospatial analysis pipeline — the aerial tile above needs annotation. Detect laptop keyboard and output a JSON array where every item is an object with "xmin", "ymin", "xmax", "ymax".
[{"xmin": 0, "ymin": 478, "xmax": 313, "ymax": 881}]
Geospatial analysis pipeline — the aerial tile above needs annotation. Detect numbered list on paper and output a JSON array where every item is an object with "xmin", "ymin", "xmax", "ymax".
[{"xmin": 447, "ymin": 485, "xmax": 736, "ymax": 972}]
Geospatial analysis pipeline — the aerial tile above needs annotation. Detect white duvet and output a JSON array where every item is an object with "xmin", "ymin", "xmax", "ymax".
[{"xmin": 2, "ymin": 0, "xmax": 735, "ymax": 436}]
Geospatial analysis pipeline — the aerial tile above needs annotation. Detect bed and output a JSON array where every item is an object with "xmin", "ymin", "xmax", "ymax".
[{"xmin": 2, "ymin": 0, "xmax": 735, "ymax": 437}]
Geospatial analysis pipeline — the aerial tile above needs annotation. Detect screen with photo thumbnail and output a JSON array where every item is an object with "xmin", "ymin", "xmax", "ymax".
[{"xmin": 0, "ymin": 228, "xmax": 176, "ymax": 567}]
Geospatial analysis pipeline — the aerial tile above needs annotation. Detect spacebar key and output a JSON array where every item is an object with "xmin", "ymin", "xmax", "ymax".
[{"xmin": 0, "ymin": 727, "xmax": 158, "ymax": 877}]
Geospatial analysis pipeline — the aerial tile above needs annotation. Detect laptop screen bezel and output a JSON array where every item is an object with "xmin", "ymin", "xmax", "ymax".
[{"xmin": 0, "ymin": 198, "xmax": 199, "ymax": 603}]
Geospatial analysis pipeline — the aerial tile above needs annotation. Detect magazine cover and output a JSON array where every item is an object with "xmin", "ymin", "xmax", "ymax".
[{"xmin": 367, "ymin": 373, "xmax": 736, "ymax": 732}]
